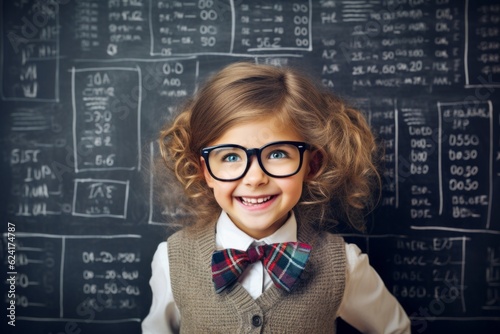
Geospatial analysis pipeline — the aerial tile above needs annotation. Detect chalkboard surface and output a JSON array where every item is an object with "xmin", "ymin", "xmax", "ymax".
[{"xmin": 1, "ymin": 0, "xmax": 499, "ymax": 333}]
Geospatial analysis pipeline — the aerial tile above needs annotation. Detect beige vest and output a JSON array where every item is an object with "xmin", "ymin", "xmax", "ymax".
[{"xmin": 168, "ymin": 221, "xmax": 346, "ymax": 333}]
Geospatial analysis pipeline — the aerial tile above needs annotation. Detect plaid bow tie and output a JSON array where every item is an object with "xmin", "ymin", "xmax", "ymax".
[{"xmin": 212, "ymin": 242, "xmax": 312, "ymax": 293}]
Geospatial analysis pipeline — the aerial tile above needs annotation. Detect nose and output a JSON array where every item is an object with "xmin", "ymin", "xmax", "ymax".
[{"xmin": 242, "ymin": 156, "xmax": 268, "ymax": 186}]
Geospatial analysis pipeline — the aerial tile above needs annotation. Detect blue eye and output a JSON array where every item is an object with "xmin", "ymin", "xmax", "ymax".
[
  {"xmin": 223, "ymin": 154, "xmax": 241, "ymax": 162},
  {"xmin": 269, "ymin": 151, "xmax": 287, "ymax": 159}
]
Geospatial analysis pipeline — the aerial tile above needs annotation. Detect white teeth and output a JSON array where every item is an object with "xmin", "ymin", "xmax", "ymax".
[{"xmin": 241, "ymin": 196, "xmax": 272, "ymax": 205}]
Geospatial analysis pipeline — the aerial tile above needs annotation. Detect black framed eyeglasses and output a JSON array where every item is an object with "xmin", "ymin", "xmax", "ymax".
[{"xmin": 201, "ymin": 141, "xmax": 311, "ymax": 181}]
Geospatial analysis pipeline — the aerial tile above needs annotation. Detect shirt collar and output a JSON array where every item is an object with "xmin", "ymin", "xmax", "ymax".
[{"xmin": 215, "ymin": 211, "xmax": 298, "ymax": 251}]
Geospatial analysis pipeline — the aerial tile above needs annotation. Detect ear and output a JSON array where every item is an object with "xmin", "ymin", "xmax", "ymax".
[
  {"xmin": 306, "ymin": 150, "xmax": 323, "ymax": 180},
  {"xmin": 200, "ymin": 157, "xmax": 215, "ymax": 188}
]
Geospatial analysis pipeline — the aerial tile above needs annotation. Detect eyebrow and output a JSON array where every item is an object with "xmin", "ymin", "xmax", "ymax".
[{"xmin": 210, "ymin": 146, "xmax": 241, "ymax": 157}]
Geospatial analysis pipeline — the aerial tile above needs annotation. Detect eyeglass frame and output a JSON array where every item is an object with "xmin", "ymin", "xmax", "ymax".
[{"xmin": 200, "ymin": 140, "xmax": 312, "ymax": 182}]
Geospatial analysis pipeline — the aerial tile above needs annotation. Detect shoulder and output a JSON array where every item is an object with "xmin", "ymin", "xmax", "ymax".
[
  {"xmin": 149, "ymin": 242, "xmax": 169, "ymax": 277},
  {"xmin": 155, "ymin": 240, "xmax": 168, "ymax": 252},
  {"xmin": 311, "ymin": 230, "xmax": 346, "ymax": 251},
  {"xmin": 152, "ymin": 241, "xmax": 168, "ymax": 261},
  {"xmin": 167, "ymin": 227, "xmax": 198, "ymax": 248},
  {"xmin": 166, "ymin": 228, "xmax": 190, "ymax": 258},
  {"xmin": 323, "ymin": 231, "xmax": 345, "ymax": 243},
  {"xmin": 309, "ymin": 232, "xmax": 371, "ymax": 273},
  {"xmin": 314, "ymin": 232, "xmax": 367, "ymax": 268},
  {"xmin": 308, "ymin": 231, "xmax": 347, "ymax": 269},
  {"xmin": 342, "ymin": 242, "xmax": 386, "ymax": 290},
  {"xmin": 167, "ymin": 223, "xmax": 213, "ymax": 242},
  {"xmin": 167, "ymin": 224, "xmax": 216, "ymax": 260},
  {"xmin": 344, "ymin": 242, "xmax": 369, "ymax": 273},
  {"xmin": 344, "ymin": 242, "xmax": 363, "ymax": 257},
  {"xmin": 167, "ymin": 227, "xmax": 189, "ymax": 241}
]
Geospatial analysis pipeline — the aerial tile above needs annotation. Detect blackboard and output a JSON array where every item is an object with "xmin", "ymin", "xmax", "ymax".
[{"xmin": 1, "ymin": 0, "xmax": 499, "ymax": 333}]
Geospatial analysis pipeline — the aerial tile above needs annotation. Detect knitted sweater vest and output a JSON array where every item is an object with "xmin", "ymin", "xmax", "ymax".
[{"xmin": 168, "ymin": 221, "xmax": 346, "ymax": 333}]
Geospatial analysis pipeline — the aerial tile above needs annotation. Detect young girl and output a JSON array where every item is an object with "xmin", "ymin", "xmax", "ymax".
[{"xmin": 142, "ymin": 62, "xmax": 410, "ymax": 333}]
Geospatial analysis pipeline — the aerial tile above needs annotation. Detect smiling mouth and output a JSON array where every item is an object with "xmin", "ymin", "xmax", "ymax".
[{"xmin": 239, "ymin": 196, "xmax": 274, "ymax": 206}]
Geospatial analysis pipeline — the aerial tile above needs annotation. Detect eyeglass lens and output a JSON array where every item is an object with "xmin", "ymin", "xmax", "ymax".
[{"xmin": 207, "ymin": 143, "xmax": 302, "ymax": 180}]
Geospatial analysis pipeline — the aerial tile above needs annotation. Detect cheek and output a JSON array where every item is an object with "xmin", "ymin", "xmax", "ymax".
[
  {"xmin": 212, "ymin": 183, "xmax": 238, "ymax": 200},
  {"xmin": 279, "ymin": 178, "xmax": 305, "ymax": 200}
]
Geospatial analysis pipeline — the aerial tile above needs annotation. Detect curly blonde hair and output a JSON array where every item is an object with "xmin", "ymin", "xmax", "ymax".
[{"xmin": 158, "ymin": 62, "xmax": 380, "ymax": 232}]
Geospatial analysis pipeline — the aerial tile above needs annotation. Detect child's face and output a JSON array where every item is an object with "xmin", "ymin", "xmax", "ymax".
[{"xmin": 201, "ymin": 117, "xmax": 312, "ymax": 239}]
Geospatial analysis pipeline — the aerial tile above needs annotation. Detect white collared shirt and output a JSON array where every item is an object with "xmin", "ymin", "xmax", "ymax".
[{"xmin": 142, "ymin": 212, "xmax": 411, "ymax": 333}]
